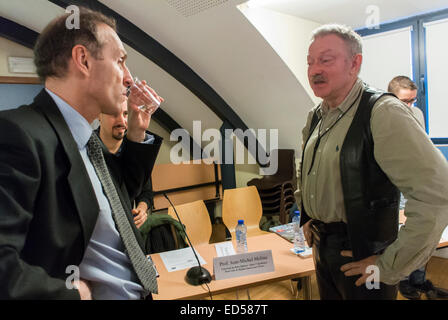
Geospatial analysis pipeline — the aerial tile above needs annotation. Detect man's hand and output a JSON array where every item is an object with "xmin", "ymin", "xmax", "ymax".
[
  {"xmin": 340, "ymin": 251, "xmax": 379, "ymax": 286},
  {"xmin": 74, "ymin": 279, "xmax": 92, "ymax": 300},
  {"xmin": 132, "ymin": 202, "xmax": 148, "ymax": 228},
  {"xmin": 127, "ymin": 79, "xmax": 164, "ymax": 142},
  {"xmin": 303, "ymin": 219, "xmax": 314, "ymax": 247}
]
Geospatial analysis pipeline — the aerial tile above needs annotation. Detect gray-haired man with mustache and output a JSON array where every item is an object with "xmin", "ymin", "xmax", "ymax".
[{"xmin": 296, "ymin": 24, "xmax": 448, "ymax": 300}]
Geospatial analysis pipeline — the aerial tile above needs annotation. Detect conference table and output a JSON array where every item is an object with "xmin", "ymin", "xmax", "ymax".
[
  {"xmin": 151, "ymin": 213, "xmax": 448, "ymax": 300},
  {"xmin": 150, "ymin": 232, "xmax": 315, "ymax": 300}
]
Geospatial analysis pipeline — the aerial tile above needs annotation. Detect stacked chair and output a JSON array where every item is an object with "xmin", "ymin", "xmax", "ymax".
[{"xmin": 247, "ymin": 149, "xmax": 297, "ymax": 224}]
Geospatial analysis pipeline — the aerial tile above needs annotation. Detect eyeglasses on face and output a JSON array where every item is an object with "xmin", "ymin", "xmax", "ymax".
[{"xmin": 400, "ymin": 97, "xmax": 417, "ymax": 105}]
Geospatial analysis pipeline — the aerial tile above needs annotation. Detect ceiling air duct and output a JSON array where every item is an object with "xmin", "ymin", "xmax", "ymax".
[{"xmin": 165, "ymin": 0, "xmax": 229, "ymax": 17}]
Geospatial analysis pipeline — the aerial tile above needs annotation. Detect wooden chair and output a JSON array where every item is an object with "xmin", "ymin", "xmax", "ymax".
[
  {"xmin": 222, "ymin": 186, "xmax": 270, "ymax": 239},
  {"xmin": 167, "ymin": 200, "xmax": 212, "ymax": 246},
  {"xmin": 222, "ymin": 186, "xmax": 271, "ymax": 299}
]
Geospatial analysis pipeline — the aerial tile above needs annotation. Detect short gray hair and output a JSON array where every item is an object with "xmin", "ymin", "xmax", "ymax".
[{"xmin": 311, "ymin": 24, "xmax": 363, "ymax": 57}]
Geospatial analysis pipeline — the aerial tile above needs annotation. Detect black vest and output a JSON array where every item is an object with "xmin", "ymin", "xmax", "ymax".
[{"xmin": 300, "ymin": 87, "xmax": 400, "ymax": 260}]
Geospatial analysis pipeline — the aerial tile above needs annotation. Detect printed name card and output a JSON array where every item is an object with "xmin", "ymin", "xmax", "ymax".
[{"xmin": 213, "ymin": 250, "xmax": 275, "ymax": 280}]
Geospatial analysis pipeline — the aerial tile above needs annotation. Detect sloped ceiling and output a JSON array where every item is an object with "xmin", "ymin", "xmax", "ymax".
[
  {"xmin": 99, "ymin": 0, "xmax": 313, "ymax": 151},
  {"xmin": 3, "ymin": 1, "xmax": 448, "ymax": 155},
  {"xmin": 0, "ymin": 0, "xmax": 315, "ymax": 154}
]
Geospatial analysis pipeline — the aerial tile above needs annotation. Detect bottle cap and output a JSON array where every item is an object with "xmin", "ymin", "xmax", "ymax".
[
  {"xmin": 238, "ymin": 219, "xmax": 244, "ymax": 224},
  {"xmin": 294, "ymin": 210, "xmax": 300, "ymax": 216}
]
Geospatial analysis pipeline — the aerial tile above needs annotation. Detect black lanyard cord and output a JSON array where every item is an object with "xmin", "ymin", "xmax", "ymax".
[{"xmin": 306, "ymin": 90, "xmax": 362, "ymax": 176}]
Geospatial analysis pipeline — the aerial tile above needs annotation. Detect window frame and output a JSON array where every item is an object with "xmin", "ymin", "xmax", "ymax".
[{"xmin": 356, "ymin": 8, "xmax": 448, "ymax": 144}]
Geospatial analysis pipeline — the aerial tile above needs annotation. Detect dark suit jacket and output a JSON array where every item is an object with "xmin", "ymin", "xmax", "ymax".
[
  {"xmin": 0, "ymin": 89, "xmax": 162, "ymax": 299},
  {"xmin": 94, "ymin": 127, "xmax": 154, "ymax": 211},
  {"xmin": 134, "ymin": 177, "xmax": 153, "ymax": 210}
]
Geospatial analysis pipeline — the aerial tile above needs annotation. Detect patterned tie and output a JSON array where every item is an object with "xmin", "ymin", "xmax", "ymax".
[{"xmin": 87, "ymin": 133, "xmax": 158, "ymax": 294}]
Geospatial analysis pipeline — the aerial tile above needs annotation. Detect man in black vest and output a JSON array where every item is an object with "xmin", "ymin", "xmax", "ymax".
[{"xmin": 296, "ymin": 24, "xmax": 448, "ymax": 300}]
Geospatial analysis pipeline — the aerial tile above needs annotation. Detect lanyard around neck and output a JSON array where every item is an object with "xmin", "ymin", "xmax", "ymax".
[{"xmin": 307, "ymin": 90, "xmax": 362, "ymax": 176}]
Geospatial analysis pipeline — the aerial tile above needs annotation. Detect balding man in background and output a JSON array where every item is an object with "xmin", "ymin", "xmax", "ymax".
[
  {"xmin": 388, "ymin": 76, "xmax": 425, "ymax": 128},
  {"xmin": 388, "ymin": 75, "xmax": 448, "ymax": 299}
]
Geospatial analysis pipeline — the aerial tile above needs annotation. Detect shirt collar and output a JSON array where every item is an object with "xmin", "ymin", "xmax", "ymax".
[
  {"xmin": 45, "ymin": 88, "xmax": 93, "ymax": 150},
  {"xmin": 320, "ymin": 78, "xmax": 364, "ymax": 116}
]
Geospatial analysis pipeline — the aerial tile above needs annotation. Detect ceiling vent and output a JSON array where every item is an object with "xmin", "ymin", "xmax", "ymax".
[{"xmin": 165, "ymin": 0, "xmax": 229, "ymax": 17}]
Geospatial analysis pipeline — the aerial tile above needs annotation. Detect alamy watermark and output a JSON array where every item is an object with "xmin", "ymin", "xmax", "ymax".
[
  {"xmin": 65, "ymin": 265, "xmax": 80, "ymax": 290},
  {"xmin": 170, "ymin": 121, "xmax": 279, "ymax": 175},
  {"xmin": 65, "ymin": 5, "xmax": 80, "ymax": 30},
  {"xmin": 365, "ymin": 5, "xmax": 380, "ymax": 30},
  {"xmin": 365, "ymin": 265, "xmax": 381, "ymax": 290}
]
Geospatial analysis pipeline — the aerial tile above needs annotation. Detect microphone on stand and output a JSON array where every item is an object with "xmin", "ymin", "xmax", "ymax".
[{"xmin": 163, "ymin": 193, "xmax": 212, "ymax": 286}]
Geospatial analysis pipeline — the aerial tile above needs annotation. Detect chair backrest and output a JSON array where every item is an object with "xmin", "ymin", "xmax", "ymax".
[
  {"xmin": 263, "ymin": 149, "xmax": 296, "ymax": 181},
  {"xmin": 222, "ymin": 186, "xmax": 264, "ymax": 238},
  {"xmin": 167, "ymin": 200, "xmax": 212, "ymax": 246}
]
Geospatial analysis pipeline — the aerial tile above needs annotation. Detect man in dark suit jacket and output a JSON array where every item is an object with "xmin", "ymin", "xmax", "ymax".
[
  {"xmin": 96, "ymin": 100, "xmax": 154, "ymax": 229},
  {"xmin": 0, "ymin": 8, "xmax": 162, "ymax": 299}
]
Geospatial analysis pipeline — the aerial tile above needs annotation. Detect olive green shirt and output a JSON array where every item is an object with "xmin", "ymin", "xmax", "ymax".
[{"xmin": 295, "ymin": 78, "xmax": 448, "ymax": 284}]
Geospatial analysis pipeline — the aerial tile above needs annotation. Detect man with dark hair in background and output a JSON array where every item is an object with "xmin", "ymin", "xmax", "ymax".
[
  {"xmin": 0, "ymin": 8, "xmax": 162, "ymax": 299},
  {"xmin": 97, "ymin": 100, "xmax": 154, "ymax": 229},
  {"xmin": 388, "ymin": 76, "xmax": 425, "ymax": 128}
]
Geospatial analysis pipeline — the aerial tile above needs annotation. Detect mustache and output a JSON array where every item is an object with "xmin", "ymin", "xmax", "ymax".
[{"xmin": 311, "ymin": 74, "xmax": 326, "ymax": 83}]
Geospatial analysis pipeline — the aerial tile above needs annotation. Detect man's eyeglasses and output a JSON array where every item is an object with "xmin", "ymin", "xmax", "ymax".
[{"xmin": 400, "ymin": 97, "xmax": 417, "ymax": 105}]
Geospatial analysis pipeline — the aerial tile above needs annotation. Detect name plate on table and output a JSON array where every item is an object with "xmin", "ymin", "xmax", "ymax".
[{"xmin": 213, "ymin": 250, "xmax": 274, "ymax": 280}]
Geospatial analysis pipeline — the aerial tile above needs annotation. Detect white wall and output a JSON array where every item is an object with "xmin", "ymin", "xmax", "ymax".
[
  {"xmin": 237, "ymin": 5, "xmax": 320, "ymax": 185},
  {"xmin": 147, "ymin": 120, "xmax": 180, "ymax": 164},
  {"xmin": 0, "ymin": 37, "xmax": 36, "ymax": 77},
  {"xmin": 239, "ymin": 4, "xmax": 321, "ymax": 104}
]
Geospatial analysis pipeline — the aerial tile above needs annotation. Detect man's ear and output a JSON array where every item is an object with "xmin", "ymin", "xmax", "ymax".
[
  {"xmin": 351, "ymin": 53, "xmax": 363, "ymax": 75},
  {"xmin": 71, "ymin": 44, "xmax": 90, "ymax": 76}
]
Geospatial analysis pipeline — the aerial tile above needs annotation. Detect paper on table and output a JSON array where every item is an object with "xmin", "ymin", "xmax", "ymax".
[
  {"xmin": 290, "ymin": 246, "xmax": 313, "ymax": 257},
  {"xmin": 215, "ymin": 241, "xmax": 236, "ymax": 257},
  {"xmin": 159, "ymin": 247, "xmax": 206, "ymax": 272}
]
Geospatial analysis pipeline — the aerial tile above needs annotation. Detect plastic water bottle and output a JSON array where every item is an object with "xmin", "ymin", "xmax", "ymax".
[
  {"xmin": 292, "ymin": 210, "xmax": 306, "ymax": 253},
  {"xmin": 235, "ymin": 220, "xmax": 248, "ymax": 254}
]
